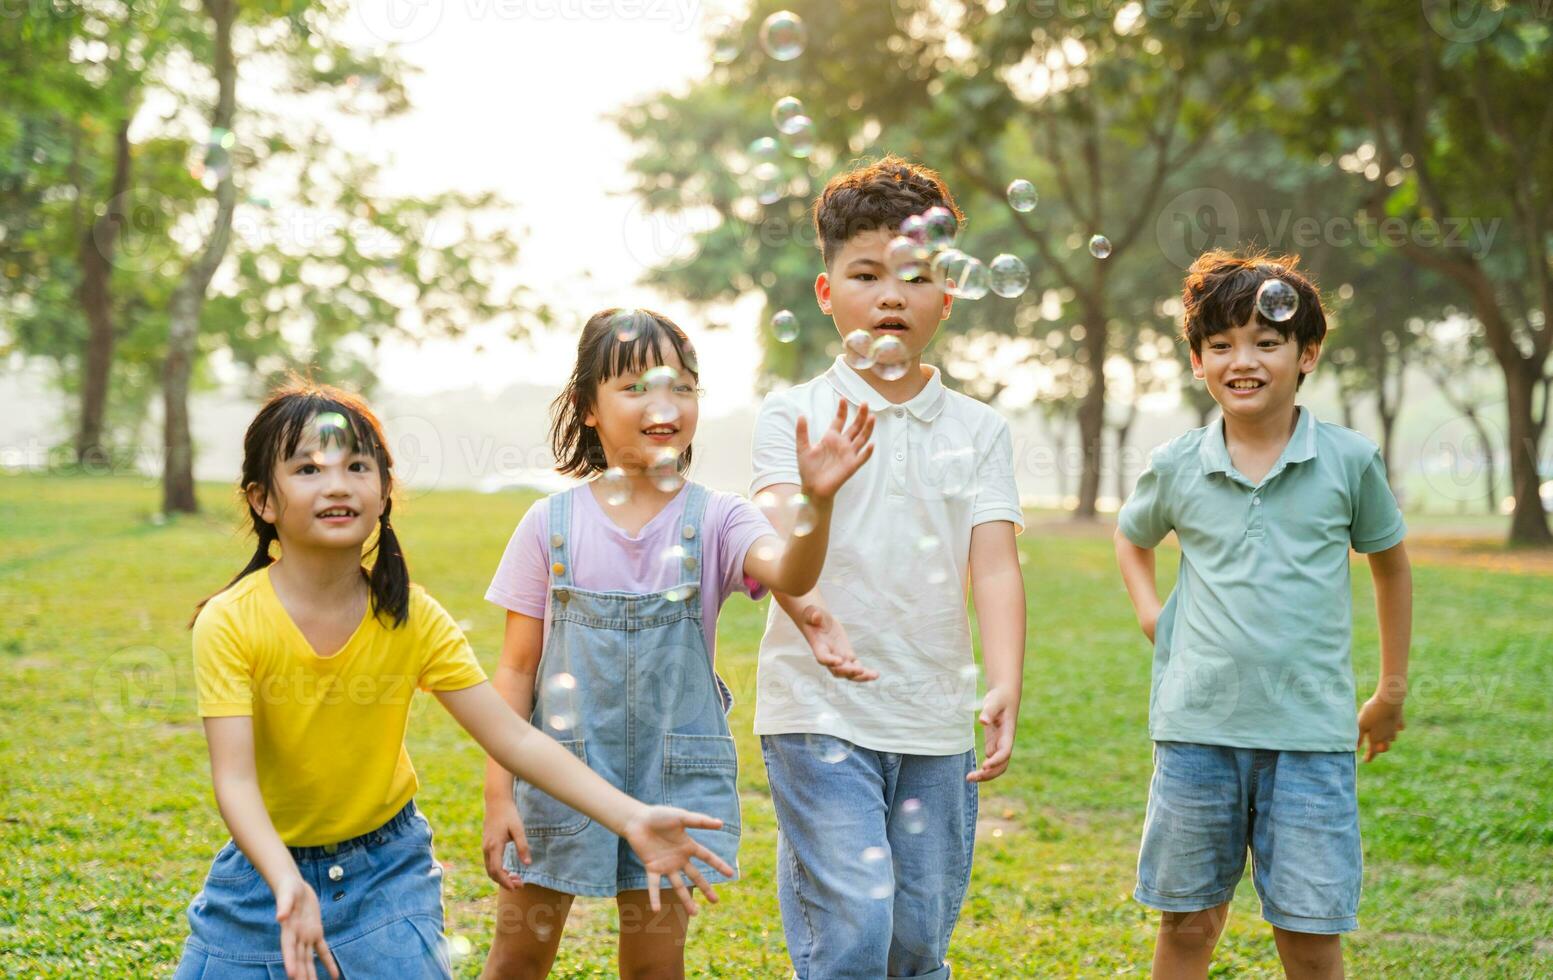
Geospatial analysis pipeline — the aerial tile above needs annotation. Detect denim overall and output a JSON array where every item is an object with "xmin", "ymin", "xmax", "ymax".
[{"xmin": 502, "ymin": 482, "xmax": 741, "ymax": 896}]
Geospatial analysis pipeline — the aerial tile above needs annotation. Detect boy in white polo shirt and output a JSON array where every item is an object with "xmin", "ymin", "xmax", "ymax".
[{"xmin": 750, "ymin": 155, "xmax": 1027, "ymax": 979}]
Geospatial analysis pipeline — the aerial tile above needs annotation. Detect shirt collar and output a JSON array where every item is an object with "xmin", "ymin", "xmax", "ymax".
[
  {"xmin": 1199, "ymin": 405, "xmax": 1318, "ymax": 480},
  {"xmin": 824, "ymin": 354, "xmax": 948, "ymax": 422}
]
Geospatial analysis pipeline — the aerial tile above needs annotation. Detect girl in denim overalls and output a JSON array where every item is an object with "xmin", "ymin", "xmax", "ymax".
[
  {"xmin": 479, "ymin": 308, "xmax": 875, "ymax": 976},
  {"xmin": 176, "ymin": 384, "xmax": 735, "ymax": 980}
]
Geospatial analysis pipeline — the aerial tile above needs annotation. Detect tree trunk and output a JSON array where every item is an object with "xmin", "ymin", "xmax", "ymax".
[
  {"xmin": 74, "ymin": 121, "xmax": 133, "ymax": 468},
  {"xmin": 1503, "ymin": 359, "xmax": 1552, "ymax": 545},
  {"xmin": 1112, "ymin": 417, "xmax": 1135, "ymax": 509},
  {"xmin": 1462, "ymin": 409, "xmax": 1499, "ymax": 516},
  {"xmin": 1073, "ymin": 296, "xmax": 1107, "ymax": 519},
  {"xmin": 162, "ymin": 0, "xmax": 238, "ymax": 515}
]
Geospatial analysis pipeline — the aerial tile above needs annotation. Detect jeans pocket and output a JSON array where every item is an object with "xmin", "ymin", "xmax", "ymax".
[
  {"xmin": 515, "ymin": 738, "xmax": 592, "ymax": 837},
  {"xmin": 204, "ymin": 840, "xmax": 260, "ymax": 884},
  {"xmin": 662, "ymin": 733, "xmax": 740, "ymax": 833}
]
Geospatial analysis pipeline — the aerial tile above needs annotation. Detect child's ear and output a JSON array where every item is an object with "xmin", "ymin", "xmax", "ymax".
[
  {"xmin": 245, "ymin": 482, "xmax": 275, "ymax": 524},
  {"xmin": 815, "ymin": 271, "xmax": 832, "ymax": 315},
  {"xmin": 1189, "ymin": 346, "xmax": 1206, "ymax": 380},
  {"xmin": 1299, "ymin": 340, "xmax": 1323, "ymax": 376}
]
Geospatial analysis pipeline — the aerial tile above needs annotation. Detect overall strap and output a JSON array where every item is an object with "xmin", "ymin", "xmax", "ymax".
[{"xmin": 545, "ymin": 488, "xmax": 575, "ymax": 588}]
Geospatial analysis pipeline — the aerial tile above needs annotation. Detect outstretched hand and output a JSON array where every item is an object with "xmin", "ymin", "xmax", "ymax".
[
  {"xmin": 795, "ymin": 400, "xmax": 874, "ymax": 500},
  {"xmin": 274, "ymin": 876, "xmax": 339, "ymax": 980},
  {"xmin": 796, "ymin": 603, "xmax": 877, "ymax": 682},
  {"xmin": 622, "ymin": 805, "xmax": 736, "ymax": 913}
]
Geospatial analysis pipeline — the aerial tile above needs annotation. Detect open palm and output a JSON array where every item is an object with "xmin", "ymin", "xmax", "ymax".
[{"xmin": 796, "ymin": 400, "xmax": 875, "ymax": 499}]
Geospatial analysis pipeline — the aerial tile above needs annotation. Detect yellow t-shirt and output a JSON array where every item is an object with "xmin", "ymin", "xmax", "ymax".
[{"xmin": 192, "ymin": 566, "xmax": 487, "ymax": 845}]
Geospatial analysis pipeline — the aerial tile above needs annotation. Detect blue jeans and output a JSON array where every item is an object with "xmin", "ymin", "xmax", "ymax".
[
  {"xmin": 1135, "ymin": 742, "xmax": 1363, "ymax": 934},
  {"xmin": 761, "ymin": 734, "xmax": 977, "ymax": 979},
  {"xmin": 175, "ymin": 801, "xmax": 451, "ymax": 978}
]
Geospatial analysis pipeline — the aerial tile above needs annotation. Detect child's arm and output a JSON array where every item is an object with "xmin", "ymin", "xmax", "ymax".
[
  {"xmin": 967, "ymin": 520, "xmax": 1025, "ymax": 782},
  {"xmin": 1358, "ymin": 541, "xmax": 1412, "ymax": 762},
  {"xmin": 480, "ymin": 610, "xmax": 542, "ymax": 890},
  {"xmin": 436, "ymin": 683, "xmax": 735, "ymax": 912},
  {"xmin": 1113, "ymin": 529, "xmax": 1164, "ymax": 642},
  {"xmin": 743, "ymin": 399, "xmax": 874, "ymax": 598},
  {"xmin": 770, "ymin": 585, "xmax": 877, "ymax": 681},
  {"xmin": 203, "ymin": 716, "xmax": 340, "ymax": 980}
]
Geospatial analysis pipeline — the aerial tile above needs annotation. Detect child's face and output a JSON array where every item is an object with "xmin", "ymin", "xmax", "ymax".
[
  {"xmin": 250, "ymin": 417, "xmax": 387, "ymax": 551},
  {"xmin": 585, "ymin": 342, "xmax": 699, "ymax": 474},
  {"xmin": 817, "ymin": 227, "xmax": 952, "ymax": 363},
  {"xmin": 1191, "ymin": 318, "xmax": 1321, "ymax": 421}
]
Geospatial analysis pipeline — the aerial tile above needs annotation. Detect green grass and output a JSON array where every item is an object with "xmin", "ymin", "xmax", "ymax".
[{"xmin": 1, "ymin": 472, "xmax": 1550, "ymax": 977}]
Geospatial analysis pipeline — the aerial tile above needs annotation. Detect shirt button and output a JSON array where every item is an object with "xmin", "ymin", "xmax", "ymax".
[
  {"xmin": 552, "ymin": 562, "xmax": 565, "ymax": 576},
  {"xmin": 682, "ymin": 526, "xmax": 696, "ymax": 540},
  {"xmin": 1252, "ymin": 498, "xmax": 1261, "ymax": 506},
  {"xmin": 554, "ymin": 588, "xmax": 569, "ymax": 603},
  {"xmin": 684, "ymin": 555, "xmax": 698, "ymax": 572},
  {"xmin": 895, "ymin": 408, "xmax": 905, "ymax": 418},
  {"xmin": 550, "ymin": 533, "xmax": 564, "ymax": 548},
  {"xmin": 895, "ymin": 452, "xmax": 904, "ymax": 461},
  {"xmin": 328, "ymin": 865, "xmax": 344, "ymax": 882}
]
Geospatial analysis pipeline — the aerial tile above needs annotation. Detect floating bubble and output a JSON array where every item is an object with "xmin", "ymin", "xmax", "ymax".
[
  {"xmin": 759, "ymin": 10, "xmax": 806, "ymax": 61},
  {"xmin": 708, "ymin": 15, "xmax": 740, "ymax": 63},
  {"xmin": 988, "ymin": 253, "xmax": 1030, "ymax": 298},
  {"xmin": 771, "ymin": 309, "xmax": 800, "ymax": 343},
  {"xmin": 610, "ymin": 309, "xmax": 642, "ymax": 342},
  {"xmin": 788, "ymin": 493, "xmax": 818, "ymax": 536},
  {"xmin": 772, "ymin": 96, "xmax": 806, "ymax": 134},
  {"xmin": 641, "ymin": 364, "xmax": 678, "ymax": 392},
  {"xmin": 870, "ymin": 335, "xmax": 910, "ymax": 382},
  {"xmin": 781, "ymin": 116, "xmax": 815, "ymax": 159},
  {"xmin": 1007, "ymin": 179, "xmax": 1038, "ymax": 213},
  {"xmin": 807, "ymin": 712, "xmax": 853, "ymax": 763},
  {"xmin": 842, "ymin": 328, "xmax": 875, "ymax": 371},
  {"xmin": 887, "ymin": 235, "xmax": 932, "ymax": 281},
  {"xmin": 1255, "ymin": 278, "xmax": 1299, "ymax": 323},
  {"xmin": 542, "ymin": 672, "xmax": 578, "ymax": 732},
  {"xmin": 860, "ymin": 846, "xmax": 892, "ymax": 899},
  {"xmin": 899, "ymin": 213, "xmax": 929, "ymax": 244},
  {"xmin": 1088, "ymin": 234, "xmax": 1112, "ymax": 259},
  {"xmin": 753, "ymin": 490, "xmax": 781, "ymax": 515},
  {"xmin": 916, "ymin": 534, "xmax": 941, "ymax": 555},
  {"xmin": 308, "ymin": 411, "xmax": 352, "ymax": 466},
  {"xmin": 921, "ymin": 206, "xmax": 957, "ymax": 248},
  {"xmin": 599, "ymin": 467, "xmax": 631, "ymax": 506},
  {"xmin": 645, "ymin": 400, "xmax": 680, "ymax": 426},
  {"xmin": 448, "ymin": 935, "xmax": 473, "ymax": 960},
  {"xmin": 748, "ymin": 136, "xmax": 780, "ymax": 165},
  {"xmin": 648, "ymin": 446, "xmax": 683, "ymax": 492},
  {"xmin": 948, "ymin": 256, "xmax": 989, "ymax": 299},
  {"xmin": 930, "ymin": 248, "xmax": 967, "ymax": 288},
  {"xmin": 900, "ymin": 798, "xmax": 927, "ymax": 835},
  {"xmin": 754, "ymin": 162, "xmax": 785, "ymax": 206}
]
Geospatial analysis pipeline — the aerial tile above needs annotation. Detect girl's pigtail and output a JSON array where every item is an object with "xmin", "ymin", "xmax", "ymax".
[
  {"xmin": 190, "ymin": 520, "xmax": 278, "ymax": 626},
  {"xmin": 368, "ymin": 499, "xmax": 411, "ymax": 627}
]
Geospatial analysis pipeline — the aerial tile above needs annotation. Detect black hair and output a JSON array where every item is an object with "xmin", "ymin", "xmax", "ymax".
[
  {"xmin": 192, "ymin": 380, "xmax": 410, "ymax": 627},
  {"xmin": 812, "ymin": 154, "xmax": 964, "ymax": 267},
  {"xmin": 550, "ymin": 308, "xmax": 699, "ymax": 478},
  {"xmin": 1181, "ymin": 249, "xmax": 1327, "ymax": 389}
]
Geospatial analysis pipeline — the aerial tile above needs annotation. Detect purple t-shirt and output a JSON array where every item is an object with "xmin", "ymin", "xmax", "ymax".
[{"xmin": 485, "ymin": 483, "xmax": 775, "ymax": 663}]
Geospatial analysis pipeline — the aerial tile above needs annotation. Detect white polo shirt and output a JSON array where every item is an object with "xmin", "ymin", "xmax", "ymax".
[{"xmin": 749, "ymin": 356, "xmax": 1025, "ymax": 755}]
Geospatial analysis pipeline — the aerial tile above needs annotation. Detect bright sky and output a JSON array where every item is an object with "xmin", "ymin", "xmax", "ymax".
[{"xmin": 336, "ymin": 0, "xmax": 768, "ymax": 416}]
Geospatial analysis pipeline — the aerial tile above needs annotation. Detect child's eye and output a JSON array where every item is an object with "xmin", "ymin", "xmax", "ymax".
[
  {"xmin": 673, "ymin": 384, "xmax": 695, "ymax": 395},
  {"xmin": 349, "ymin": 460, "xmax": 371, "ymax": 472},
  {"xmin": 625, "ymin": 383, "xmax": 647, "ymax": 393},
  {"xmin": 297, "ymin": 463, "xmax": 319, "ymax": 474},
  {"xmin": 854, "ymin": 273, "xmax": 877, "ymax": 281}
]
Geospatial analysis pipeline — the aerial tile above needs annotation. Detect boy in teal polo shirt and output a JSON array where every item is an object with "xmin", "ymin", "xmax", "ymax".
[{"xmin": 1115, "ymin": 250, "xmax": 1413, "ymax": 979}]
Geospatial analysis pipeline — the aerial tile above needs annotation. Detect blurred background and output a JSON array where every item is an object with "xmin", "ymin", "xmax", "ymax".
[{"xmin": 2, "ymin": 0, "xmax": 1550, "ymax": 544}]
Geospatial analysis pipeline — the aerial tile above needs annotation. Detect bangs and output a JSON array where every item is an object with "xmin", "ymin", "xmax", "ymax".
[
  {"xmin": 592, "ymin": 309, "xmax": 700, "ymax": 382},
  {"xmin": 273, "ymin": 393, "xmax": 384, "ymax": 463}
]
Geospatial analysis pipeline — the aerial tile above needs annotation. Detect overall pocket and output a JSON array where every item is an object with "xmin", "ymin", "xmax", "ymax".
[
  {"xmin": 662, "ymin": 733, "xmax": 740, "ymax": 833},
  {"xmin": 515, "ymin": 738, "xmax": 592, "ymax": 837}
]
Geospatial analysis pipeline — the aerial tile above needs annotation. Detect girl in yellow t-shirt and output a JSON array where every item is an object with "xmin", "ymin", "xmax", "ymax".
[{"xmin": 175, "ymin": 382, "xmax": 732, "ymax": 980}]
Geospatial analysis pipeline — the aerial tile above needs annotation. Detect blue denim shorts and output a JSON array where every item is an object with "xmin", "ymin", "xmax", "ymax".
[
  {"xmin": 175, "ymin": 801, "xmax": 451, "ymax": 978},
  {"xmin": 1135, "ymin": 742, "xmax": 1362, "ymax": 934}
]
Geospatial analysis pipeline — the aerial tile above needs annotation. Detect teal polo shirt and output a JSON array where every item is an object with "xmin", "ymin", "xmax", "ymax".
[{"xmin": 1118, "ymin": 407, "xmax": 1406, "ymax": 752}]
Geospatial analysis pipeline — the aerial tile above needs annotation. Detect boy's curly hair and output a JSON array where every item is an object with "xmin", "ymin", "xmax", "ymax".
[
  {"xmin": 812, "ymin": 154, "xmax": 964, "ymax": 267},
  {"xmin": 1181, "ymin": 250, "xmax": 1328, "ymax": 387}
]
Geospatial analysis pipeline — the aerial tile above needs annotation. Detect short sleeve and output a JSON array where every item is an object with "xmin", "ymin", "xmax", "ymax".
[
  {"xmin": 485, "ymin": 500, "xmax": 550, "ymax": 618},
  {"xmin": 971, "ymin": 417, "xmax": 1025, "ymax": 532},
  {"xmin": 750, "ymin": 390, "xmax": 801, "ymax": 495},
  {"xmin": 192, "ymin": 600, "xmax": 254, "ymax": 718},
  {"xmin": 1119, "ymin": 445, "xmax": 1175, "ymax": 548},
  {"xmin": 713, "ymin": 493, "xmax": 777, "ymax": 601},
  {"xmin": 413, "ymin": 590, "xmax": 487, "ymax": 692},
  {"xmin": 1350, "ymin": 450, "xmax": 1407, "ymax": 553}
]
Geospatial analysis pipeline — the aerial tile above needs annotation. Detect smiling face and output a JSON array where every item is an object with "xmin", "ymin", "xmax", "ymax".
[
  {"xmin": 250, "ymin": 415, "xmax": 387, "ymax": 553},
  {"xmin": 817, "ymin": 227, "xmax": 953, "ymax": 364},
  {"xmin": 1191, "ymin": 317, "xmax": 1321, "ymax": 422},
  {"xmin": 584, "ymin": 342, "xmax": 700, "ymax": 472}
]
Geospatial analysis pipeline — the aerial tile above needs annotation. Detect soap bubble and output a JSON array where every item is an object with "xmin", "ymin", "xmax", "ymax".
[
  {"xmin": 771, "ymin": 309, "xmax": 800, "ymax": 343},
  {"xmin": 921, "ymin": 206, "xmax": 957, "ymax": 248},
  {"xmin": 787, "ymin": 493, "xmax": 818, "ymax": 536},
  {"xmin": 988, "ymin": 253, "xmax": 1030, "ymax": 298},
  {"xmin": 887, "ymin": 235, "xmax": 932, "ymax": 281},
  {"xmin": 947, "ymin": 256, "xmax": 989, "ymax": 299},
  {"xmin": 1255, "ymin": 278, "xmax": 1299, "ymax": 323},
  {"xmin": 760, "ymin": 10, "xmax": 806, "ymax": 61},
  {"xmin": 753, "ymin": 162, "xmax": 785, "ymax": 205},
  {"xmin": 308, "ymin": 411, "xmax": 352, "ymax": 466},
  {"xmin": 641, "ymin": 365, "xmax": 678, "ymax": 391},
  {"xmin": 842, "ymin": 328, "xmax": 875, "ymax": 371},
  {"xmin": 870, "ymin": 335, "xmax": 910, "ymax": 381},
  {"xmin": 748, "ymin": 136, "xmax": 780, "ymax": 165},
  {"xmin": 645, "ymin": 400, "xmax": 680, "ymax": 426},
  {"xmin": 648, "ymin": 447, "xmax": 683, "ymax": 492},
  {"xmin": 708, "ymin": 15, "xmax": 740, "ymax": 63},
  {"xmin": 542, "ymin": 672, "xmax": 578, "ymax": 733},
  {"xmin": 1007, "ymin": 179, "xmax": 1038, "ymax": 213},
  {"xmin": 599, "ymin": 467, "xmax": 631, "ymax": 506},
  {"xmin": 859, "ymin": 846, "xmax": 892, "ymax": 899},
  {"xmin": 610, "ymin": 309, "xmax": 643, "ymax": 342},
  {"xmin": 1088, "ymin": 235, "xmax": 1112, "ymax": 259},
  {"xmin": 900, "ymin": 213, "xmax": 928, "ymax": 244},
  {"xmin": 772, "ymin": 96, "xmax": 806, "ymax": 134},
  {"xmin": 807, "ymin": 712, "xmax": 853, "ymax": 763},
  {"xmin": 781, "ymin": 116, "xmax": 815, "ymax": 158},
  {"xmin": 900, "ymin": 798, "xmax": 927, "ymax": 834}
]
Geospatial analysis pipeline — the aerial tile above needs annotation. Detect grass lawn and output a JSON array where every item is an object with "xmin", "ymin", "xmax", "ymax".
[{"xmin": 1, "ymin": 473, "xmax": 1550, "ymax": 977}]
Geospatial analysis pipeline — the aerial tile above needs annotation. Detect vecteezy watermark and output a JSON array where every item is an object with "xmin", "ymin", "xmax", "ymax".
[
  {"xmin": 91, "ymin": 646, "xmax": 180, "ymax": 729},
  {"xmin": 352, "ymin": 0, "xmax": 705, "ymax": 44},
  {"xmin": 1420, "ymin": 0, "xmax": 1507, "ymax": 43},
  {"xmin": 1417, "ymin": 413, "xmax": 1505, "ymax": 504},
  {"xmin": 1155, "ymin": 187, "xmax": 1240, "ymax": 270}
]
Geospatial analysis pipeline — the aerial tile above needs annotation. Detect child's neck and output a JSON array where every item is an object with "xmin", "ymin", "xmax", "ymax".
[
  {"xmin": 854, "ymin": 355, "xmax": 931, "ymax": 404},
  {"xmin": 269, "ymin": 540, "xmax": 366, "ymax": 605},
  {"xmin": 589, "ymin": 468, "xmax": 684, "ymax": 534},
  {"xmin": 1221, "ymin": 402, "xmax": 1301, "ymax": 457}
]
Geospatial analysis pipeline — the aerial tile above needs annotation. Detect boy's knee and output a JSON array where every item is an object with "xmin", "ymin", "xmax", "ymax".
[
  {"xmin": 1274, "ymin": 928, "xmax": 1343, "ymax": 972},
  {"xmin": 1158, "ymin": 906, "xmax": 1228, "ymax": 948}
]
